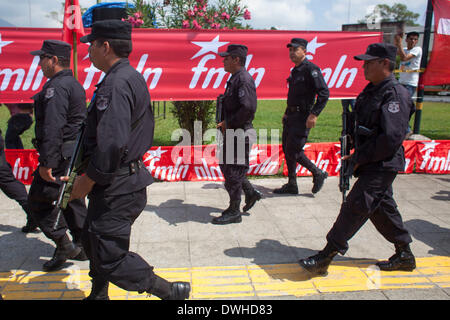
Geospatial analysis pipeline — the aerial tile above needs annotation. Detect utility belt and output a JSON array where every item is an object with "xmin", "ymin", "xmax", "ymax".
[
  {"xmin": 286, "ymin": 105, "xmax": 310, "ymax": 113},
  {"xmin": 116, "ymin": 159, "xmax": 144, "ymax": 176}
]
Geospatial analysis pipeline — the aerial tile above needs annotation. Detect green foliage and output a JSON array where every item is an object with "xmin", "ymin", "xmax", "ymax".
[
  {"xmin": 171, "ymin": 100, "xmax": 215, "ymax": 144},
  {"xmin": 358, "ymin": 3, "xmax": 420, "ymax": 26}
]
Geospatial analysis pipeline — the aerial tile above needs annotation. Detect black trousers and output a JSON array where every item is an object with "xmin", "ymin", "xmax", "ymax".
[
  {"xmin": 28, "ymin": 172, "xmax": 87, "ymax": 243},
  {"xmin": 219, "ymin": 132, "xmax": 253, "ymax": 202},
  {"xmin": 326, "ymin": 171, "xmax": 412, "ymax": 255},
  {"xmin": 282, "ymin": 115, "xmax": 320, "ymax": 177},
  {"xmin": 82, "ymin": 188, "xmax": 157, "ymax": 293},
  {"xmin": 220, "ymin": 164, "xmax": 249, "ymax": 202}
]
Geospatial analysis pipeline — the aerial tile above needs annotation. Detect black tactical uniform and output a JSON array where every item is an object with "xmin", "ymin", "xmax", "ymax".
[
  {"xmin": 213, "ymin": 44, "xmax": 261, "ymax": 225},
  {"xmin": 79, "ymin": 20, "xmax": 190, "ymax": 300},
  {"xmin": 274, "ymin": 38, "xmax": 329, "ymax": 195},
  {"xmin": 0, "ymin": 130, "xmax": 37, "ymax": 231},
  {"xmin": 28, "ymin": 40, "xmax": 88, "ymax": 271},
  {"xmin": 299, "ymin": 43, "xmax": 416, "ymax": 276}
]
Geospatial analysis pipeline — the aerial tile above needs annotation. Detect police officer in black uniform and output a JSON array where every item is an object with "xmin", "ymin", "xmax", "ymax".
[
  {"xmin": 298, "ymin": 43, "xmax": 416, "ymax": 276},
  {"xmin": 274, "ymin": 38, "xmax": 329, "ymax": 195},
  {"xmin": 66, "ymin": 20, "xmax": 190, "ymax": 300},
  {"xmin": 0, "ymin": 129, "xmax": 37, "ymax": 232},
  {"xmin": 28, "ymin": 40, "xmax": 88, "ymax": 271},
  {"xmin": 212, "ymin": 44, "xmax": 261, "ymax": 225}
]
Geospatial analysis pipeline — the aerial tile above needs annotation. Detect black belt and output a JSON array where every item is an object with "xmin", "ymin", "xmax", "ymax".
[
  {"xmin": 287, "ymin": 105, "xmax": 308, "ymax": 112},
  {"xmin": 116, "ymin": 159, "xmax": 144, "ymax": 176}
]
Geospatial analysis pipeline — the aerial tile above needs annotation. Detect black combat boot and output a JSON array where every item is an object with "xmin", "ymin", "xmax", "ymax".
[
  {"xmin": 72, "ymin": 239, "xmax": 89, "ymax": 261},
  {"xmin": 273, "ymin": 175, "xmax": 298, "ymax": 194},
  {"xmin": 376, "ymin": 244, "xmax": 416, "ymax": 271},
  {"xmin": 212, "ymin": 200, "xmax": 242, "ymax": 225},
  {"xmin": 242, "ymin": 180, "xmax": 262, "ymax": 212},
  {"xmin": 147, "ymin": 275, "xmax": 190, "ymax": 300},
  {"xmin": 84, "ymin": 278, "xmax": 109, "ymax": 300},
  {"xmin": 43, "ymin": 234, "xmax": 81, "ymax": 272},
  {"xmin": 312, "ymin": 170, "xmax": 328, "ymax": 194},
  {"xmin": 298, "ymin": 243, "xmax": 339, "ymax": 277}
]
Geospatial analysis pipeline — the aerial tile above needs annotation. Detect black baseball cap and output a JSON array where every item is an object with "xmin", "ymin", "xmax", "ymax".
[
  {"xmin": 287, "ymin": 38, "xmax": 308, "ymax": 49},
  {"xmin": 30, "ymin": 40, "xmax": 71, "ymax": 59},
  {"xmin": 354, "ymin": 43, "xmax": 397, "ymax": 62},
  {"xmin": 80, "ymin": 19, "xmax": 132, "ymax": 43},
  {"xmin": 218, "ymin": 44, "xmax": 248, "ymax": 58}
]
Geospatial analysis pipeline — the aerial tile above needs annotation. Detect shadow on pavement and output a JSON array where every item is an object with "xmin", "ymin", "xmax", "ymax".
[
  {"xmin": 146, "ymin": 199, "xmax": 223, "ymax": 225},
  {"xmin": 0, "ymin": 224, "xmax": 84, "ymax": 300},
  {"xmin": 223, "ymin": 239, "xmax": 377, "ymax": 281},
  {"xmin": 405, "ymin": 219, "xmax": 450, "ymax": 256}
]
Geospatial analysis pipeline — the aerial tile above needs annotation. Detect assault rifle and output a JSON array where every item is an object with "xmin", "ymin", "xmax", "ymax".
[
  {"xmin": 52, "ymin": 123, "xmax": 86, "ymax": 230},
  {"xmin": 339, "ymin": 101, "xmax": 353, "ymax": 203}
]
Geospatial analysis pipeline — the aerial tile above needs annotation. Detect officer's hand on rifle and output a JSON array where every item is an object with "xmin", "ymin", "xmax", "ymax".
[
  {"xmin": 39, "ymin": 166, "xmax": 56, "ymax": 183},
  {"xmin": 342, "ymin": 154, "xmax": 359, "ymax": 172},
  {"xmin": 306, "ymin": 114, "xmax": 317, "ymax": 129},
  {"xmin": 60, "ymin": 174, "xmax": 95, "ymax": 201}
]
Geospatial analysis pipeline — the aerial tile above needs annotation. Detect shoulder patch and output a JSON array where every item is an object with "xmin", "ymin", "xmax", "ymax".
[
  {"xmin": 387, "ymin": 101, "xmax": 400, "ymax": 113},
  {"xmin": 45, "ymin": 87, "xmax": 55, "ymax": 99},
  {"xmin": 238, "ymin": 88, "xmax": 245, "ymax": 98},
  {"xmin": 96, "ymin": 95, "xmax": 109, "ymax": 111},
  {"xmin": 311, "ymin": 70, "xmax": 319, "ymax": 78}
]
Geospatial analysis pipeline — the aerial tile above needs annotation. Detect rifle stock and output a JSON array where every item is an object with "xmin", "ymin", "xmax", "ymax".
[{"xmin": 52, "ymin": 124, "xmax": 85, "ymax": 230}]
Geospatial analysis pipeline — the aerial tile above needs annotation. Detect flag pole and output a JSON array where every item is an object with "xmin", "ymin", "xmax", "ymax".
[{"xmin": 72, "ymin": 0, "xmax": 79, "ymax": 80}]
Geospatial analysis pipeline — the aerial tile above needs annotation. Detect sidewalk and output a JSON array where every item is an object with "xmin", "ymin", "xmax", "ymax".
[{"xmin": 0, "ymin": 174, "xmax": 449, "ymax": 300}]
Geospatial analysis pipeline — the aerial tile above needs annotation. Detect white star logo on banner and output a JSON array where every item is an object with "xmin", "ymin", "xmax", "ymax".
[
  {"xmin": 306, "ymin": 36, "xmax": 326, "ymax": 60},
  {"xmin": 144, "ymin": 147, "xmax": 168, "ymax": 162},
  {"xmin": 420, "ymin": 140, "xmax": 439, "ymax": 153},
  {"xmin": 0, "ymin": 34, "xmax": 13, "ymax": 54},
  {"xmin": 191, "ymin": 35, "xmax": 229, "ymax": 60}
]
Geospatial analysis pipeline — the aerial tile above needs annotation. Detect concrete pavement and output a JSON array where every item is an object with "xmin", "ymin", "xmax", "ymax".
[{"xmin": 0, "ymin": 174, "xmax": 449, "ymax": 300}]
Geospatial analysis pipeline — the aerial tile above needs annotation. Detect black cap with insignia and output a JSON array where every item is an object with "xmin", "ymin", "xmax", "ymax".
[
  {"xmin": 30, "ymin": 40, "xmax": 71, "ymax": 59},
  {"xmin": 218, "ymin": 44, "xmax": 248, "ymax": 58},
  {"xmin": 80, "ymin": 19, "xmax": 132, "ymax": 43},
  {"xmin": 354, "ymin": 43, "xmax": 397, "ymax": 62},
  {"xmin": 287, "ymin": 38, "xmax": 308, "ymax": 49}
]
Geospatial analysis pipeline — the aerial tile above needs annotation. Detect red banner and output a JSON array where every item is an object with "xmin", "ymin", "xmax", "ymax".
[
  {"xmin": 422, "ymin": 0, "xmax": 450, "ymax": 86},
  {"xmin": 415, "ymin": 140, "xmax": 450, "ymax": 174},
  {"xmin": 0, "ymin": 28, "xmax": 381, "ymax": 103},
  {"xmin": 5, "ymin": 141, "xmax": 449, "ymax": 185}
]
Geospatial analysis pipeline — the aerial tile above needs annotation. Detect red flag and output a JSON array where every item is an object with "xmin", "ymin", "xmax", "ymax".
[
  {"xmin": 62, "ymin": 0, "xmax": 85, "ymax": 45},
  {"xmin": 422, "ymin": 0, "xmax": 450, "ymax": 86}
]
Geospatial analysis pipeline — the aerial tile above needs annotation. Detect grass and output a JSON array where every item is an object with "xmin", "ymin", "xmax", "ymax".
[{"xmin": 1, "ymin": 100, "xmax": 449, "ymax": 149}]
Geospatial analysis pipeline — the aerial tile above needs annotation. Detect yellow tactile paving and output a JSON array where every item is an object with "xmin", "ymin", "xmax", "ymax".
[{"xmin": 0, "ymin": 256, "xmax": 449, "ymax": 300}]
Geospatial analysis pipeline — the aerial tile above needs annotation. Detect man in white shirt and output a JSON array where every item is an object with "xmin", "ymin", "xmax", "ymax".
[{"xmin": 394, "ymin": 31, "xmax": 422, "ymax": 97}]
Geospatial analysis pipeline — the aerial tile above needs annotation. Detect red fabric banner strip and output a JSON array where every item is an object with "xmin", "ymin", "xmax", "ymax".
[
  {"xmin": 0, "ymin": 28, "xmax": 382, "ymax": 103},
  {"xmin": 422, "ymin": 0, "xmax": 450, "ymax": 86},
  {"xmin": 5, "ymin": 140, "xmax": 449, "ymax": 185}
]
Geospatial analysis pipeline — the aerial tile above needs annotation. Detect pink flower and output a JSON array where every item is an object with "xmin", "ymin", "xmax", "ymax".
[
  {"xmin": 187, "ymin": 9, "xmax": 195, "ymax": 17},
  {"xmin": 244, "ymin": 9, "xmax": 251, "ymax": 20},
  {"xmin": 221, "ymin": 12, "xmax": 230, "ymax": 20},
  {"xmin": 134, "ymin": 11, "xmax": 142, "ymax": 19},
  {"xmin": 182, "ymin": 20, "xmax": 190, "ymax": 28},
  {"xmin": 192, "ymin": 20, "xmax": 202, "ymax": 29}
]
